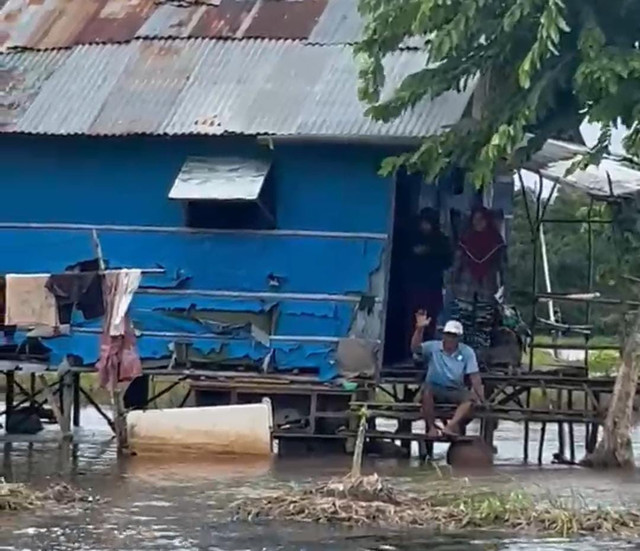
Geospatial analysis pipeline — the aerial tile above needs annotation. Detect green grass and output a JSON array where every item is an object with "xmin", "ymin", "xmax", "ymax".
[{"xmin": 532, "ymin": 334, "xmax": 619, "ymax": 347}]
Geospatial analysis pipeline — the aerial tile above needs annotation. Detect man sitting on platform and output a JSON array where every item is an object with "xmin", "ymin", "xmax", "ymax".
[{"xmin": 411, "ymin": 312, "xmax": 484, "ymax": 437}]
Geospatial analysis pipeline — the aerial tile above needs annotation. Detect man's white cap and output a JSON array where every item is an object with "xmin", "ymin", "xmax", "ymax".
[{"xmin": 443, "ymin": 320, "xmax": 464, "ymax": 335}]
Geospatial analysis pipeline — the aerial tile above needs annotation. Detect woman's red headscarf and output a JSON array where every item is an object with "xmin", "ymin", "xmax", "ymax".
[{"xmin": 459, "ymin": 207, "xmax": 505, "ymax": 282}]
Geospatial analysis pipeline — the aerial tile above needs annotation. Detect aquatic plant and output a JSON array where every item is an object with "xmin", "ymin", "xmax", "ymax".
[
  {"xmin": 232, "ymin": 474, "xmax": 640, "ymax": 538},
  {"xmin": 0, "ymin": 481, "xmax": 40, "ymax": 511},
  {"xmin": 0, "ymin": 481, "xmax": 92, "ymax": 512}
]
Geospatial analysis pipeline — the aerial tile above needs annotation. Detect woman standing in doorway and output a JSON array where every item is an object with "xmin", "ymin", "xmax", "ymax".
[
  {"xmin": 404, "ymin": 208, "xmax": 452, "ymax": 351},
  {"xmin": 451, "ymin": 206, "xmax": 506, "ymax": 353}
]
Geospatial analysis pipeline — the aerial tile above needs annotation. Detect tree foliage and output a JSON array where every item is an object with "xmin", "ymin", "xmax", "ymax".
[{"xmin": 356, "ymin": 0, "xmax": 640, "ymax": 185}]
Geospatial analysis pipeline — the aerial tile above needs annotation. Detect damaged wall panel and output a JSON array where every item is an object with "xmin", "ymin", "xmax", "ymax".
[
  {"xmin": 0, "ymin": 135, "xmax": 395, "ymax": 380},
  {"xmin": 0, "ymin": 228, "xmax": 385, "ymax": 295},
  {"xmin": 41, "ymin": 330, "xmax": 345, "ymax": 381}
]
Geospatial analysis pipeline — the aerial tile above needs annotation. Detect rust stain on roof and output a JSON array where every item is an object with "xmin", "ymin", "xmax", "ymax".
[
  {"xmin": 0, "ymin": 0, "xmax": 340, "ymax": 51},
  {"xmin": 245, "ymin": 0, "xmax": 327, "ymax": 40},
  {"xmin": 190, "ymin": 1, "xmax": 257, "ymax": 39}
]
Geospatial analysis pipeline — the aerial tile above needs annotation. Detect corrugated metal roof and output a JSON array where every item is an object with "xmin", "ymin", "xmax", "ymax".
[
  {"xmin": 525, "ymin": 140, "xmax": 640, "ymax": 198},
  {"xmin": 0, "ymin": 48, "xmax": 69, "ymax": 131},
  {"xmin": 0, "ymin": 0, "xmax": 336, "ymax": 52},
  {"xmin": 169, "ymin": 157, "xmax": 271, "ymax": 200},
  {"xmin": 308, "ymin": 0, "xmax": 362, "ymax": 45},
  {"xmin": 1, "ymin": 39, "xmax": 473, "ymax": 138}
]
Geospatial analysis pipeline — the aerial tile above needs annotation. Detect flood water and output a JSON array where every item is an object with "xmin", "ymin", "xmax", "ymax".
[{"xmin": 1, "ymin": 408, "xmax": 640, "ymax": 550}]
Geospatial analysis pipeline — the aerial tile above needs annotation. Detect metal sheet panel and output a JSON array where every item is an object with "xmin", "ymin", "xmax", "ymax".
[
  {"xmin": 308, "ymin": 0, "xmax": 362, "ymax": 44},
  {"xmin": 73, "ymin": 0, "xmax": 156, "ymax": 45},
  {"xmin": 525, "ymin": 139, "xmax": 640, "ymax": 198},
  {"xmin": 189, "ymin": 0, "xmax": 257, "ymax": 39},
  {"xmin": 0, "ymin": 48, "xmax": 69, "ymax": 130},
  {"xmin": 135, "ymin": 4, "xmax": 208, "ymax": 39},
  {"xmin": 15, "ymin": 44, "xmax": 135, "ymax": 134},
  {"xmin": 89, "ymin": 39, "xmax": 201, "ymax": 134},
  {"xmin": 3, "ymin": 39, "xmax": 474, "ymax": 138},
  {"xmin": 245, "ymin": 0, "xmax": 327, "ymax": 39},
  {"xmin": 0, "ymin": 0, "xmax": 347, "ymax": 51},
  {"xmin": 169, "ymin": 157, "xmax": 271, "ymax": 200}
]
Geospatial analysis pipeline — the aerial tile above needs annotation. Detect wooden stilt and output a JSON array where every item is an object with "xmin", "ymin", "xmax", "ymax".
[
  {"xmin": 79, "ymin": 386, "xmax": 116, "ymax": 433},
  {"xmin": 92, "ymin": 228, "xmax": 130, "ymax": 454},
  {"xmin": 523, "ymin": 390, "xmax": 530, "ymax": 463},
  {"xmin": 567, "ymin": 390, "xmax": 575, "ymax": 462},
  {"xmin": 29, "ymin": 373, "xmax": 36, "ymax": 408},
  {"xmin": 350, "ymin": 409, "xmax": 367, "ymax": 477},
  {"xmin": 38, "ymin": 374, "xmax": 66, "ymax": 437},
  {"xmin": 112, "ymin": 387, "xmax": 129, "ymax": 454},
  {"xmin": 60, "ymin": 371, "xmax": 73, "ymax": 439},
  {"xmin": 72, "ymin": 372, "xmax": 81, "ymax": 428},
  {"xmin": 538, "ymin": 422, "xmax": 546, "ymax": 465},
  {"xmin": 5, "ymin": 371, "xmax": 15, "ymax": 429},
  {"xmin": 557, "ymin": 389, "xmax": 565, "ymax": 458}
]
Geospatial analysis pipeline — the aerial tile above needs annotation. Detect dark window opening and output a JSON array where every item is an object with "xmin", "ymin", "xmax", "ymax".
[{"xmin": 170, "ymin": 157, "xmax": 276, "ymax": 230}]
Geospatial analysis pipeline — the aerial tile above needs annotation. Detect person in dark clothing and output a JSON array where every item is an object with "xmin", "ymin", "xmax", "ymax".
[{"xmin": 403, "ymin": 208, "xmax": 453, "ymax": 349}]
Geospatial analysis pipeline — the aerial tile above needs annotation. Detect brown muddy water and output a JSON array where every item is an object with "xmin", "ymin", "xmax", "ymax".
[{"xmin": 1, "ymin": 409, "xmax": 640, "ymax": 551}]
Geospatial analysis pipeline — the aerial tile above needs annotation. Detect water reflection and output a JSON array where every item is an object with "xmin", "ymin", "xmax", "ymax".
[{"xmin": 0, "ymin": 410, "xmax": 639, "ymax": 550}]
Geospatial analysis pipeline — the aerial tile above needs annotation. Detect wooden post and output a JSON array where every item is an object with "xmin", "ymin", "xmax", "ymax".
[
  {"xmin": 309, "ymin": 392, "xmax": 317, "ymax": 436},
  {"xmin": 38, "ymin": 374, "xmax": 66, "ymax": 437},
  {"xmin": 113, "ymin": 388, "xmax": 129, "ymax": 454},
  {"xmin": 91, "ymin": 229, "xmax": 129, "ymax": 454},
  {"xmin": 5, "ymin": 371, "xmax": 14, "ymax": 429},
  {"xmin": 568, "ymin": 390, "xmax": 575, "ymax": 463},
  {"xmin": 60, "ymin": 371, "xmax": 73, "ymax": 439},
  {"xmin": 72, "ymin": 372, "xmax": 81, "ymax": 428},
  {"xmin": 29, "ymin": 373, "xmax": 36, "ymax": 408},
  {"xmin": 350, "ymin": 408, "xmax": 367, "ymax": 478},
  {"xmin": 538, "ymin": 422, "xmax": 546, "ymax": 465},
  {"xmin": 557, "ymin": 389, "xmax": 565, "ymax": 458}
]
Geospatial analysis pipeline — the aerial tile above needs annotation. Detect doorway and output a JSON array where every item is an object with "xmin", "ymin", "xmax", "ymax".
[{"xmin": 383, "ymin": 170, "xmax": 423, "ymax": 366}]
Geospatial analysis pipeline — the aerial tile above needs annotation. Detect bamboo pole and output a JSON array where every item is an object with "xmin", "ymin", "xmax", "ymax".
[
  {"xmin": 350, "ymin": 408, "xmax": 367, "ymax": 478},
  {"xmin": 91, "ymin": 229, "xmax": 130, "ymax": 454}
]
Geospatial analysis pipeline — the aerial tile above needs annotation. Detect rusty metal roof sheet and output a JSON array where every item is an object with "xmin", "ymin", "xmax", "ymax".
[
  {"xmin": 1, "ymin": 39, "xmax": 474, "ymax": 138},
  {"xmin": 308, "ymin": 0, "xmax": 363, "ymax": 45},
  {"xmin": 0, "ymin": 48, "xmax": 69, "ymax": 131},
  {"xmin": 1, "ymin": 0, "xmax": 334, "ymax": 52}
]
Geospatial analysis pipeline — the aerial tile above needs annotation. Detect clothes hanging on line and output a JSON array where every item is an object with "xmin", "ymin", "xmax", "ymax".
[
  {"xmin": 96, "ymin": 269, "xmax": 142, "ymax": 390},
  {"xmin": 5, "ymin": 274, "xmax": 59, "ymax": 328},
  {"xmin": 0, "ymin": 276, "xmax": 16, "ymax": 343},
  {"xmin": 96, "ymin": 321, "xmax": 142, "ymax": 390},
  {"xmin": 46, "ymin": 272, "xmax": 104, "ymax": 324},
  {"xmin": 107, "ymin": 269, "xmax": 142, "ymax": 337}
]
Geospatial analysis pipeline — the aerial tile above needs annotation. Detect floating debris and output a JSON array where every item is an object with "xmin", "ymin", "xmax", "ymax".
[
  {"xmin": 233, "ymin": 474, "xmax": 640, "ymax": 537},
  {"xmin": 41, "ymin": 483, "xmax": 93, "ymax": 505},
  {"xmin": 0, "ymin": 481, "xmax": 94, "ymax": 512},
  {"xmin": 0, "ymin": 482, "xmax": 41, "ymax": 511}
]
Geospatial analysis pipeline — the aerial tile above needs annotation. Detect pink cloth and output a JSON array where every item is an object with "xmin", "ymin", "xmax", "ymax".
[
  {"xmin": 96, "ymin": 320, "xmax": 142, "ymax": 390},
  {"xmin": 96, "ymin": 270, "xmax": 142, "ymax": 390}
]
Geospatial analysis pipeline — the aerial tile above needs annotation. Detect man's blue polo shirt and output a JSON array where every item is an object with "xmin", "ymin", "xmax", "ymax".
[{"xmin": 421, "ymin": 340, "xmax": 479, "ymax": 390}]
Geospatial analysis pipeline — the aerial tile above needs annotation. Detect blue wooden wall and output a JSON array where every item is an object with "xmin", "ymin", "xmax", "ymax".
[{"xmin": 0, "ymin": 135, "xmax": 393, "ymax": 380}]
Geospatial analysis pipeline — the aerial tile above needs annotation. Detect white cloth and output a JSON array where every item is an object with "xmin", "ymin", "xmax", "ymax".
[
  {"xmin": 105, "ymin": 269, "xmax": 142, "ymax": 336},
  {"xmin": 5, "ymin": 274, "xmax": 59, "ymax": 328}
]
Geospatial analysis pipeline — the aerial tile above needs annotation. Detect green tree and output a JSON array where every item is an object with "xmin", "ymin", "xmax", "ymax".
[
  {"xmin": 355, "ymin": 0, "xmax": 640, "ymax": 468},
  {"xmin": 356, "ymin": 0, "xmax": 640, "ymax": 185}
]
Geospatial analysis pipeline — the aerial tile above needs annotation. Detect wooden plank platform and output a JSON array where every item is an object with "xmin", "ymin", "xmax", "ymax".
[{"xmin": 273, "ymin": 429, "xmax": 476, "ymax": 443}]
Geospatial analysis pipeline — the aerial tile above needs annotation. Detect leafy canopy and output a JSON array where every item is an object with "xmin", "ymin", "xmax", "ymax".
[{"xmin": 356, "ymin": 0, "xmax": 640, "ymax": 185}]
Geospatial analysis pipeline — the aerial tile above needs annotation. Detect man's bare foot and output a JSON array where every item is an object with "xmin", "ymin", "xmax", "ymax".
[{"xmin": 442, "ymin": 425, "xmax": 460, "ymax": 437}]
